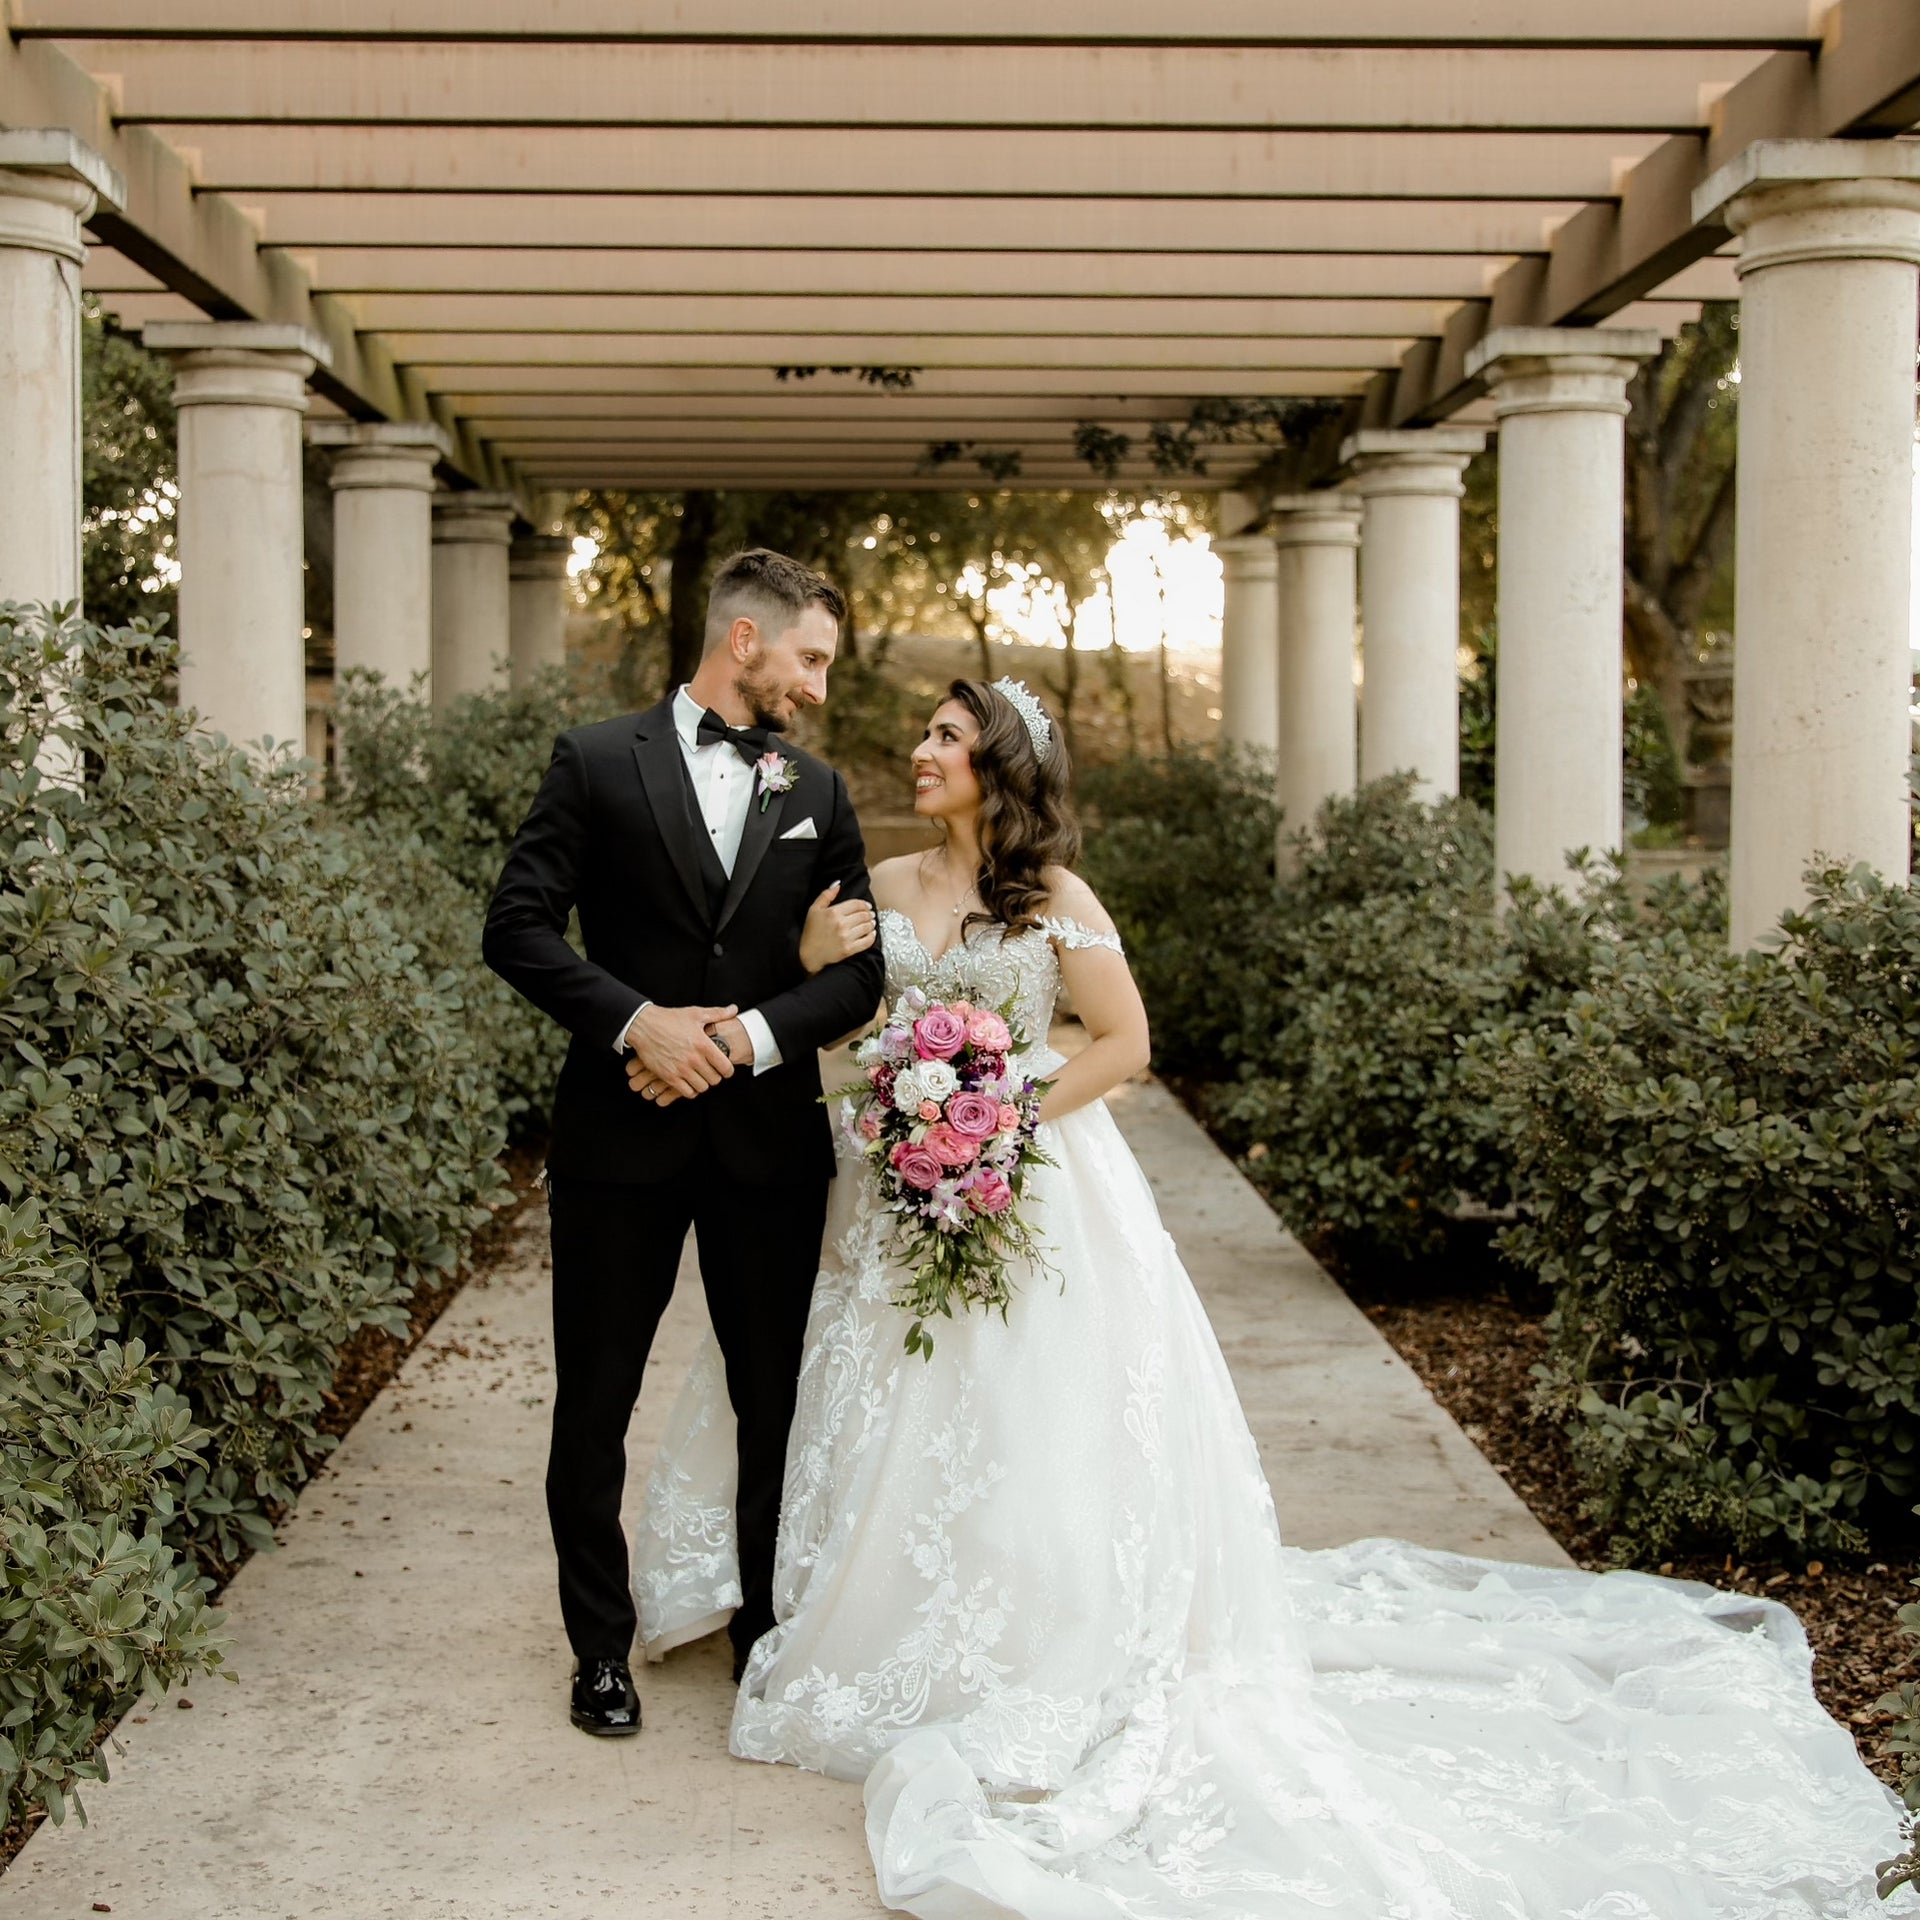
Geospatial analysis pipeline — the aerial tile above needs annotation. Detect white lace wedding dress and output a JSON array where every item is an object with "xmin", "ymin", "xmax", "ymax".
[{"xmin": 632, "ymin": 908, "xmax": 1903, "ymax": 1918}]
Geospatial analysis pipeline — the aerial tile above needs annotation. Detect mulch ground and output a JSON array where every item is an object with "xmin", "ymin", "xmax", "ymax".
[
  {"xmin": 1353, "ymin": 1273, "xmax": 1916, "ymax": 1797},
  {"xmin": 0, "ymin": 1149, "xmax": 546, "ymax": 1875}
]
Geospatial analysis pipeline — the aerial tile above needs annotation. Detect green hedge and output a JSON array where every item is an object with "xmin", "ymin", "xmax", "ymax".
[
  {"xmin": 1, "ymin": 610, "xmax": 507, "ymax": 1570},
  {"xmin": 328, "ymin": 667, "xmax": 616, "ymax": 1138},
  {"xmin": 1085, "ymin": 755, "xmax": 1920, "ymax": 1562},
  {"xmin": 1471, "ymin": 864, "xmax": 1920, "ymax": 1559},
  {"xmin": 0, "ymin": 1200, "xmax": 223, "ymax": 1828}
]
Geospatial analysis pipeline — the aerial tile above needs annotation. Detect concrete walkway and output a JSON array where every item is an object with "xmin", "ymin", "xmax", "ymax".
[{"xmin": 1, "ymin": 1072, "xmax": 1565, "ymax": 1920}]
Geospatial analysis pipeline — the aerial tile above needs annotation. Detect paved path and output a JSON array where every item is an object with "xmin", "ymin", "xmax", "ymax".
[{"xmin": 1, "ymin": 1071, "xmax": 1565, "ymax": 1919}]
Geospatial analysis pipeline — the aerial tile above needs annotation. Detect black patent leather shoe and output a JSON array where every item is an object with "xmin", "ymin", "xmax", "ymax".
[{"xmin": 569, "ymin": 1655, "xmax": 640, "ymax": 1737}]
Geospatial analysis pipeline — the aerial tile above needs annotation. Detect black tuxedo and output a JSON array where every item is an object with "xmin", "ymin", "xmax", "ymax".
[{"xmin": 483, "ymin": 697, "xmax": 885, "ymax": 1666}]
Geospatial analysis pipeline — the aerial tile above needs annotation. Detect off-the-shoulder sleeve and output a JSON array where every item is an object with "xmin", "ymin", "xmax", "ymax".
[{"xmin": 1039, "ymin": 914, "xmax": 1125, "ymax": 954}]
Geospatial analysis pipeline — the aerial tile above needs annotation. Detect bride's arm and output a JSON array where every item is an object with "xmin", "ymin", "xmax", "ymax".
[{"xmin": 1033, "ymin": 872, "xmax": 1150, "ymax": 1124}]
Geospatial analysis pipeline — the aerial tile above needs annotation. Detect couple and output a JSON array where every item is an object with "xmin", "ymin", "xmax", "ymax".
[{"xmin": 485, "ymin": 548, "xmax": 1900, "ymax": 1918}]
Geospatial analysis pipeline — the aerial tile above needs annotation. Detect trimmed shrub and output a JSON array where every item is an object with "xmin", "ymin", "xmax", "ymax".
[
  {"xmin": 328, "ymin": 667, "xmax": 618, "ymax": 1137},
  {"xmin": 0, "ymin": 609, "xmax": 507, "ymax": 1566},
  {"xmin": 1473, "ymin": 865, "xmax": 1920, "ymax": 1560},
  {"xmin": 0, "ymin": 1199, "xmax": 224, "ymax": 1829},
  {"xmin": 1076, "ymin": 747, "xmax": 1282, "ymax": 1077},
  {"xmin": 1206, "ymin": 780, "xmax": 1629, "ymax": 1265}
]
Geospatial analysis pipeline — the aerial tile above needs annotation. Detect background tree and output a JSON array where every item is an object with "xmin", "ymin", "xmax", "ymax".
[
  {"xmin": 1622, "ymin": 302, "xmax": 1738, "ymax": 767},
  {"xmin": 80, "ymin": 299, "xmax": 177, "ymax": 631}
]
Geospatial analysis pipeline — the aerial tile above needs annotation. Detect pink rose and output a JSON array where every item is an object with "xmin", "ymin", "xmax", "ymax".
[
  {"xmin": 964, "ymin": 1011, "xmax": 1012, "ymax": 1052},
  {"xmin": 889, "ymin": 1141, "xmax": 942, "ymax": 1191},
  {"xmin": 946, "ymin": 1091, "xmax": 1002, "ymax": 1140},
  {"xmin": 964, "ymin": 1167, "xmax": 1013, "ymax": 1215},
  {"xmin": 913, "ymin": 1007, "xmax": 968, "ymax": 1061},
  {"xmin": 922, "ymin": 1122, "xmax": 981, "ymax": 1169},
  {"xmin": 995, "ymin": 1103, "xmax": 1022, "ymax": 1134},
  {"xmin": 947, "ymin": 999, "xmax": 977, "ymax": 1020},
  {"xmin": 857, "ymin": 1111, "xmax": 884, "ymax": 1141},
  {"xmin": 918, "ymin": 1099, "xmax": 941, "ymax": 1122}
]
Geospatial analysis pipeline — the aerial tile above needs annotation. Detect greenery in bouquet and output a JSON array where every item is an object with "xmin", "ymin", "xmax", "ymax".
[{"xmin": 838, "ymin": 990, "xmax": 1056, "ymax": 1359}]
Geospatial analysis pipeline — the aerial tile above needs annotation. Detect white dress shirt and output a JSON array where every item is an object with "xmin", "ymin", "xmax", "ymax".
[{"xmin": 614, "ymin": 685, "xmax": 782, "ymax": 1074}]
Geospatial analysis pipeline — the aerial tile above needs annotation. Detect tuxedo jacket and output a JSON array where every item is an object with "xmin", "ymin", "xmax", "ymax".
[{"xmin": 482, "ymin": 698, "xmax": 886, "ymax": 1187}]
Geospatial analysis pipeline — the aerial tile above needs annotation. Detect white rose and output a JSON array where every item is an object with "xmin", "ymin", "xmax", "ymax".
[
  {"xmin": 916, "ymin": 1059, "xmax": 959, "ymax": 1101},
  {"xmin": 890, "ymin": 1066, "xmax": 926, "ymax": 1112}
]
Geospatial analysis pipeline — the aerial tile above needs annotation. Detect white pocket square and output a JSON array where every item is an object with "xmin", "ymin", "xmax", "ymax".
[{"xmin": 779, "ymin": 817, "xmax": 819, "ymax": 841}]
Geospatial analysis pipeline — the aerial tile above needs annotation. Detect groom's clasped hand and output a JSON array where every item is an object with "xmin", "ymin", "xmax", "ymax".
[
  {"xmin": 620, "ymin": 998, "xmax": 740, "ymax": 1106},
  {"xmin": 622, "ymin": 878, "xmax": 877, "ymax": 1108}
]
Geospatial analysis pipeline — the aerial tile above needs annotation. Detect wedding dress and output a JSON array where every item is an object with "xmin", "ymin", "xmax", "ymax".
[{"xmin": 632, "ymin": 907, "xmax": 1903, "ymax": 1918}]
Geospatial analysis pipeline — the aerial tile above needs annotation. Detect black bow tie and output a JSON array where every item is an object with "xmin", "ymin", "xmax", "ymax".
[{"xmin": 694, "ymin": 708, "xmax": 772, "ymax": 764}]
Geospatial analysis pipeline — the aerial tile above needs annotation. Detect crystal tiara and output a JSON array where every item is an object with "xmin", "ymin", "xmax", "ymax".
[{"xmin": 991, "ymin": 676, "xmax": 1053, "ymax": 759}]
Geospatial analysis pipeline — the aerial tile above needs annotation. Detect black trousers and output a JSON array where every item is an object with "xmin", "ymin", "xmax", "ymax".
[{"xmin": 545, "ymin": 1162, "xmax": 829, "ymax": 1667}]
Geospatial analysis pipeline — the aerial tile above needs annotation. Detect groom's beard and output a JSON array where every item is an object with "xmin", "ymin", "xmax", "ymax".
[{"xmin": 735, "ymin": 663, "xmax": 796, "ymax": 732}]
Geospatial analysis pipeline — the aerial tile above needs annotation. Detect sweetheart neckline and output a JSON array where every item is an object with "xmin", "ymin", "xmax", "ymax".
[{"xmin": 878, "ymin": 904, "xmax": 1051, "ymax": 972}]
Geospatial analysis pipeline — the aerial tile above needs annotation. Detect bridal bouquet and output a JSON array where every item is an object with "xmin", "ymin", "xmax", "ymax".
[{"xmin": 839, "ymin": 987, "xmax": 1055, "ymax": 1360}]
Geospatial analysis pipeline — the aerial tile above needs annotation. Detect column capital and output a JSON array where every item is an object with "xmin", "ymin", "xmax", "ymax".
[
  {"xmin": 433, "ymin": 490, "xmax": 518, "ymax": 546},
  {"xmin": 1212, "ymin": 532, "xmax": 1280, "ymax": 581},
  {"xmin": 511, "ymin": 533, "xmax": 574, "ymax": 583},
  {"xmin": 1338, "ymin": 429, "xmax": 1486, "ymax": 497},
  {"xmin": 1266, "ymin": 492, "xmax": 1362, "ymax": 548},
  {"xmin": 1693, "ymin": 142, "xmax": 1920, "ymax": 276},
  {"xmin": 143, "ymin": 321, "xmax": 330, "ymax": 412},
  {"xmin": 1466, "ymin": 327, "xmax": 1661, "ymax": 420},
  {"xmin": 0, "ymin": 131, "xmax": 123, "ymax": 261},
  {"xmin": 311, "ymin": 420, "xmax": 451, "ymax": 493}
]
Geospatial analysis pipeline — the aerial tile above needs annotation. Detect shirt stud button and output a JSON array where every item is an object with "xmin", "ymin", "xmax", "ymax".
[{"xmin": 712, "ymin": 942, "xmax": 724, "ymax": 957}]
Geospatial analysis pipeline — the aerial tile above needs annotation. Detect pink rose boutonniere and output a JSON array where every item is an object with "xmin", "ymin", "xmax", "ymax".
[{"xmin": 754, "ymin": 750, "xmax": 797, "ymax": 812}]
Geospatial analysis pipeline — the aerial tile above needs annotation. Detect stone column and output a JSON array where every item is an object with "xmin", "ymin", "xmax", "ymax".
[
  {"xmin": 431, "ymin": 492, "xmax": 516, "ymax": 706},
  {"xmin": 509, "ymin": 534, "xmax": 574, "ymax": 685},
  {"xmin": 1340, "ymin": 428, "xmax": 1485, "ymax": 802},
  {"xmin": 0, "ymin": 133, "xmax": 122, "ymax": 611},
  {"xmin": 1214, "ymin": 533, "xmax": 1281, "ymax": 755},
  {"xmin": 1464, "ymin": 326, "xmax": 1660, "ymax": 895},
  {"xmin": 144, "ymin": 321, "xmax": 330, "ymax": 753},
  {"xmin": 1268, "ymin": 493, "xmax": 1362, "ymax": 843},
  {"xmin": 309, "ymin": 420, "xmax": 448, "ymax": 696},
  {"xmin": 1693, "ymin": 142, "xmax": 1920, "ymax": 948}
]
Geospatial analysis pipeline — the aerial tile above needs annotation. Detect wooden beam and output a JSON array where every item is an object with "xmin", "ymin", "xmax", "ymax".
[
  {"xmin": 81, "ymin": 246, "xmax": 1523, "ymax": 301},
  {"xmin": 320, "ymin": 293, "xmax": 1452, "ymax": 338},
  {"xmin": 212, "ymin": 193, "xmax": 1583, "ymax": 254},
  {"xmin": 73, "ymin": 42, "xmax": 1771, "ymax": 133},
  {"xmin": 10, "ymin": 1, "xmax": 1823, "ymax": 47},
  {"xmin": 123, "ymin": 125, "xmax": 1665, "ymax": 200},
  {"xmin": 383, "ymin": 333, "xmax": 1401, "ymax": 370},
  {"xmin": 416, "ymin": 367, "xmax": 1365, "ymax": 398}
]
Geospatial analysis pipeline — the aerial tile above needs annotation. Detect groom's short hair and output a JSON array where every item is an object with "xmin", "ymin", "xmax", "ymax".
[{"xmin": 704, "ymin": 548, "xmax": 847, "ymax": 652}]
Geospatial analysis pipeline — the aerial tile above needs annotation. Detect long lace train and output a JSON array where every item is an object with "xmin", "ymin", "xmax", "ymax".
[{"xmin": 631, "ymin": 912, "xmax": 1903, "ymax": 1916}]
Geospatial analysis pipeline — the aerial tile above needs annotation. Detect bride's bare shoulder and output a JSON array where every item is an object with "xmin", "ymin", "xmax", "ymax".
[
  {"xmin": 1038, "ymin": 866, "xmax": 1120, "ymax": 937},
  {"xmin": 868, "ymin": 853, "xmax": 925, "ymax": 914}
]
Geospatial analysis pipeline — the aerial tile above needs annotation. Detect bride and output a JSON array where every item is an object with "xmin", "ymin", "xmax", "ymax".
[{"xmin": 633, "ymin": 676, "xmax": 1902, "ymax": 1918}]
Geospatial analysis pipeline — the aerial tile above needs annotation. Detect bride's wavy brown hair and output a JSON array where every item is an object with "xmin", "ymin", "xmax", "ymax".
[{"xmin": 937, "ymin": 678, "xmax": 1082, "ymax": 940}]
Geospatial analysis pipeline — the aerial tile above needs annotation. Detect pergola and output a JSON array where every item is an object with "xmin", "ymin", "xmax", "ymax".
[{"xmin": 1, "ymin": 2, "xmax": 1917, "ymax": 946}]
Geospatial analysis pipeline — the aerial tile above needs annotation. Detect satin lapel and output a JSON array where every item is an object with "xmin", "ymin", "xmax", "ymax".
[
  {"xmin": 714, "ymin": 762, "xmax": 792, "ymax": 936},
  {"xmin": 630, "ymin": 707, "xmax": 711, "ymax": 924}
]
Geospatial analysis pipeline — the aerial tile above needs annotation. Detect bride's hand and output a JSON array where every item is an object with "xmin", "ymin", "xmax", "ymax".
[{"xmin": 800, "ymin": 881, "xmax": 878, "ymax": 975}]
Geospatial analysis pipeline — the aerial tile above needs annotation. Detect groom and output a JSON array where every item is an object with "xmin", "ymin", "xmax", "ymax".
[{"xmin": 483, "ymin": 548, "xmax": 885, "ymax": 1736}]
